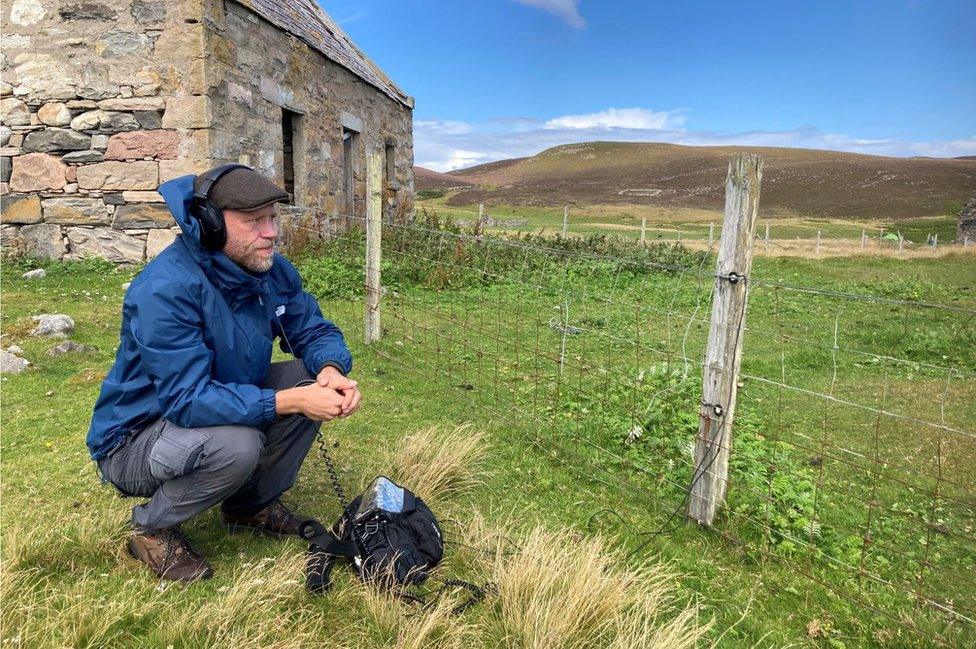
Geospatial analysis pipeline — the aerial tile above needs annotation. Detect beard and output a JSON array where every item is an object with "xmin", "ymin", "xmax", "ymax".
[{"xmin": 224, "ymin": 239, "xmax": 275, "ymax": 273}]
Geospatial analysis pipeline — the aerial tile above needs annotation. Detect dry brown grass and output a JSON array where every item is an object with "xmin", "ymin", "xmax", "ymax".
[
  {"xmin": 485, "ymin": 526, "xmax": 708, "ymax": 649},
  {"xmin": 382, "ymin": 423, "xmax": 486, "ymax": 502},
  {"xmin": 681, "ymin": 238, "xmax": 976, "ymax": 259}
]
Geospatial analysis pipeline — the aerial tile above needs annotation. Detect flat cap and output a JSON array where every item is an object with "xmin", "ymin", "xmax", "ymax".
[{"xmin": 194, "ymin": 166, "xmax": 290, "ymax": 211}]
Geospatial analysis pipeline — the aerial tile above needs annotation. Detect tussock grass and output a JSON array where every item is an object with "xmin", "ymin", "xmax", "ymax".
[
  {"xmin": 383, "ymin": 423, "xmax": 486, "ymax": 502},
  {"xmin": 485, "ymin": 526, "xmax": 707, "ymax": 649}
]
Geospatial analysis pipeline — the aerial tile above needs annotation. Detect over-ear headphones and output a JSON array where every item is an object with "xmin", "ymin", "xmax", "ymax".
[{"xmin": 191, "ymin": 163, "xmax": 252, "ymax": 251}]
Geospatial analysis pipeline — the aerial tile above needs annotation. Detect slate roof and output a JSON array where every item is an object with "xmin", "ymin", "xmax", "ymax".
[{"xmin": 235, "ymin": 0, "xmax": 413, "ymax": 109}]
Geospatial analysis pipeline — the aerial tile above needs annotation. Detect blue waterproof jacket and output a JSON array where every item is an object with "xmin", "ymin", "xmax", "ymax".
[{"xmin": 86, "ymin": 175, "xmax": 352, "ymax": 460}]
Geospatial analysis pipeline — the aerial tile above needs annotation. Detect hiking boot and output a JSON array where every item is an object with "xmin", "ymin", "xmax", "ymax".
[
  {"xmin": 222, "ymin": 500, "xmax": 305, "ymax": 538},
  {"xmin": 126, "ymin": 527, "xmax": 213, "ymax": 582}
]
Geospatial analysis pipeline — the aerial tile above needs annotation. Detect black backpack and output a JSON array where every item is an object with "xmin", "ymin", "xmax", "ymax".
[{"xmin": 300, "ymin": 476, "xmax": 445, "ymax": 593}]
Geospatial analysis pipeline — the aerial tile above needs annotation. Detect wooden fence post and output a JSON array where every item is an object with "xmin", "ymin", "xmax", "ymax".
[
  {"xmin": 562, "ymin": 204, "xmax": 569, "ymax": 236},
  {"xmin": 764, "ymin": 222, "xmax": 770, "ymax": 252},
  {"xmin": 639, "ymin": 217, "xmax": 647, "ymax": 244},
  {"xmin": 364, "ymin": 152, "xmax": 382, "ymax": 344},
  {"xmin": 860, "ymin": 229, "xmax": 866, "ymax": 250},
  {"xmin": 708, "ymin": 223, "xmax": 715, "ymax": 247},
  {"xmin": 815, "ymin": 230, "xmax": 822, "ymax": 256},
  {"xmin": 898, "ymin": 233, "xmax": 904, "ymax": 254},
  {"xmin": 688, "ymin": 153, "xmax": 762, "ymax": 526}
]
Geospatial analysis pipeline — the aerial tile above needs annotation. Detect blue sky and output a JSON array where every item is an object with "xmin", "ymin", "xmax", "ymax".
[{"xmin": 321, "ymin": 1, "xmax": 976, "ymax": 171}]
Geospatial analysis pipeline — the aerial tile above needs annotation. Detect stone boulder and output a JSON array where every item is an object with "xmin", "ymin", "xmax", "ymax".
[
  {"xmin": 31, "ymin": 314, "xmax": 75, "ymax": 338},
  {"xmin": 146, "ymin": 228, "xmax": 178, "ymax": 257},
  {"xmin": 0, "ymin": 98, "xmax": 30, "ymax": 126},
  {"xmin": 97, "ymin": 97, "xmax": 165, "ymax": 111},
  {"xmin": 0, "ymin": 194, "xmax": 42, "ymax": 223},
  {"xmin": 105, "ymin": 130, "xmax": 179, "ymax": 160},
  {"xmin": 11, "ymin": 53, "xmax": 78, "ymax": 100},
  {"xmin": 59, "ymin": 2, "xmax": 118, "ymax": 20},
  {"xmin": 66, "ymin": 226, "xmax": 144, "ymax": 262},
  {"xmin": 20, "ymin": 223, "xmax": 67, "ymax": 259},
  {"xmin": 42, "ymin": 197, "xmax": 110, "ymax": 225},
  {"xmin": 22, "ymin": 268, "xmax": 46, "ymax": 279},
  {"xmin": 99, "ymin": 111, "xmax": 141, "ymax": 132},
  {"xmin": 61, "ymin": 150, "xmax": 104, "ymax": 164},
  {"xmin": 112, "ymin": 203, "xmax": 173, "ymax": 229},
  {"xmin": 9, "ymin": 153, "xmax": 67, "ymax": 192},
  {"xmin": 131, "ymin": 0, "xmax": 166, "ymax": 23},
  {"xmin": 23, "ymin": 128, "xmax": 92, "ymax": 153},
  {"xmin": 37, "ymin": 102, "xmax": 72, "ymax": 126},
  {"xmin": 47, "ymin": 340, "xmax": 98, "ymax": 356},
  {"xmin": 0, "ymin": 349, "xmax": 29, "ymax": 374},
  {"xmin": 70, "ymin": 110, "xmax": 103, "ymax": 131},
  {"xmin": 95, "ymin": 32, "xmax": 151, "ymax": 59},
  {"xmin": 958, "ymin": 198, "xmax": 975, "ymax": 242},
  {"xmin": 75, "ymin": 161, "xmax": 157, "ymax": 190}
]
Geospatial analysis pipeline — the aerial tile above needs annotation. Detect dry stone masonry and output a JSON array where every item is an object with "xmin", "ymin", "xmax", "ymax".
[
  {"xmin": 1, "ymin": 0, "xmax": 414, "ymax": 262},
  {"xmin": 959, "ymin": 198, "xmax": 975, "ymax": 243}
]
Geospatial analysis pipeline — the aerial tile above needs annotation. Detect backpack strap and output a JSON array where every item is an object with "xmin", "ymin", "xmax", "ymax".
[{"xmin": 299, "ymin": 518, "xmax": 358, "ymax": 557}]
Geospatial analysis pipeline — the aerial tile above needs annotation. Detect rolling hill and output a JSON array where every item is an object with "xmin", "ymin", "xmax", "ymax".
[
  {"xmin": 414, "ymin": 166, "xmax": 476, "ymax": 190},
  {"xmin": 420, "ymin": 142, "xmax": 975, "ymax": 220}
]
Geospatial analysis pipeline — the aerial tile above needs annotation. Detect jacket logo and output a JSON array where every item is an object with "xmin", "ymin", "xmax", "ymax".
[{"xmin": 275, "ymin": 305, "xmax": 286, "ymax": 317}]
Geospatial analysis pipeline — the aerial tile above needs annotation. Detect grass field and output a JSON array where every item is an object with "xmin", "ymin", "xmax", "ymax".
[
  {"xmin": 2, "ymin": 223, "xmax": 974, "ymax": 647},
  {"xmin": 415, "ymin": 193, "xmax": 967, "ymax": 255}
]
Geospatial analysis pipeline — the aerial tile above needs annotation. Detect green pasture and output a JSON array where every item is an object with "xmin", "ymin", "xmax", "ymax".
[
  {"xmin": 1, "ymin": 228, "xmax": 973, "ymax": 647},
  {"xmin": 416, "ymin": 193, "xmax": 963, "ymax": 245}
]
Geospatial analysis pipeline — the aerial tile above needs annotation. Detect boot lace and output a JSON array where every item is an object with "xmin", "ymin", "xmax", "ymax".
[
  {"xmin": 161, "ymin": 527, "xmax": 202, "ymax": 570},
  {"xmin": 266, "ymin": 500, "xmax": 297, "ymax": 531}
]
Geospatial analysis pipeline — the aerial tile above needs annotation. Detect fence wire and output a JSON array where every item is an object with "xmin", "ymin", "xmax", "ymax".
[{"xmin": 284, "ymin": 211, "xmax": 975, "ymax": 645}]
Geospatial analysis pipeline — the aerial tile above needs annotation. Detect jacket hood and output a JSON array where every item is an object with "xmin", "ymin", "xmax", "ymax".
[{"xmin": 157, "ymin": 175, "xmax": 268, "ymax": 301}]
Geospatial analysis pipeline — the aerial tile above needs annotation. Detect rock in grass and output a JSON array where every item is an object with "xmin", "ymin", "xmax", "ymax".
[
  {"xmin": 22, "ymin": 268, "xmax": 46, "ymax": 279},
  {"xmin": 7, "ymin": 344, "xmax": 24, "ymax": 355},
  {"xmin": 47, "ymin": 340, "xmax": 97, "ymax": 357},
  {"xmin": 1, "ymin": 349, "xmax": 29, "ymax": 374},
  {"xmin": 31, "ymin": 314, "xmax": 75, "ymax": 338}
]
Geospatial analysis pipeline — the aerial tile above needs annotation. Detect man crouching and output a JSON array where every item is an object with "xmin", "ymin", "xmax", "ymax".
[{"xmin": 86, "ymin": 164, "xmax": 361, "ymax": 582}]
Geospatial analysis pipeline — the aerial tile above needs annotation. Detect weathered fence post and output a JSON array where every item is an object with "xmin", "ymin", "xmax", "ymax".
[
  {"xmin": 898, "ymin": 233, "xmax": 904, "ymax": 254},
  {"xmin": 860, "ymin": 229, "xmax": 866, "ymax": 250},
  {"xmin": 364, "ymin": 152, "xmax": 382, "ymax": 344},
  {"xmin": 708, "ymin": 223, "xmax": 715, "ymax": 247},
  {"xmin": 562, "ymin": 204, "xmax": 569, "ymax": 236},
  {"xmin": 639, "ymin": 217, "xmax": 647, "ymax": 245},
  {"xmin": 933, "ymin": 234, "xmax": 938, "ymax": 250},
  {"xmin": 965, "ymin": 235, "xmax": 971, "ymax": 247},
  {"xmin": 688, "ymin": 153, "xmax": 762, "ymax": 526}
]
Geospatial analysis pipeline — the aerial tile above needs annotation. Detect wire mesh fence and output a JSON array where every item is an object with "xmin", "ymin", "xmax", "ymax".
[{"xmin": 281, "ymin": 164, "xmax": 974, "ymax": 645}]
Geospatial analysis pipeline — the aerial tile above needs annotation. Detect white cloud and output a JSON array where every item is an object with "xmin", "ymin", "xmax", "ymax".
[
  {"xmin": 545, "ymin": 107, "xmax": 685, "ymax": 130},
  {"xmin": 413, "ymin": 108, "xmax": 976, "ymax": 172},
  {"xmin": 414, "ymin": 119, "xmax": 472, "ymax": 135},
  {"xmin": 513, "ymin": 0, "xmax": 586, "ymax": 29},
  {"xmin": 421, "ymin": 149, "xmax": 489, "ymax": 172}
]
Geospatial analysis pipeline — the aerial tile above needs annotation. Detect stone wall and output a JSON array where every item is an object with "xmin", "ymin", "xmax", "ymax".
[
  {"xmin": 206, "ymin": 0, "xmax": 414, "ymax": 227},
  {"xmin": 959, "ymin": 198, "xmax": 975, "ymax": 243},
  {"xmin": 1, "ymin": 0, "xmax": 413, "ymax": 262},
  {"xmin": 0, "ymin": 0, "xmax": 209, "ymax": 262}
]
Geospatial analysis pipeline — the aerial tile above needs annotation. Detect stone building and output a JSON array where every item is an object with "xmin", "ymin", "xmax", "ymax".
[
  {"xmin": 958, "ymin": 198, "xmax": 975, "ymax": 243},
  {"xmin": 1, "ymin": 0, "xmax": 414, "ymax": 262}
]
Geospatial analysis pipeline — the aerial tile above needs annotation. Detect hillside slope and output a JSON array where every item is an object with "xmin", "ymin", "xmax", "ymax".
[
  {"xmin": 415, "ymin": 166, "xmax": 476, "ymax": 190},
  {"xmin": 441, "ymin": 142, "xmax": 975, "ymax": 219}
]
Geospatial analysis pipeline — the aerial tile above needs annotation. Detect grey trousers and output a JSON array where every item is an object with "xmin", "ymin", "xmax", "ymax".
[{"xmin": 97, "ymin": 361, "xmax": 321, "ymax": 533}]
